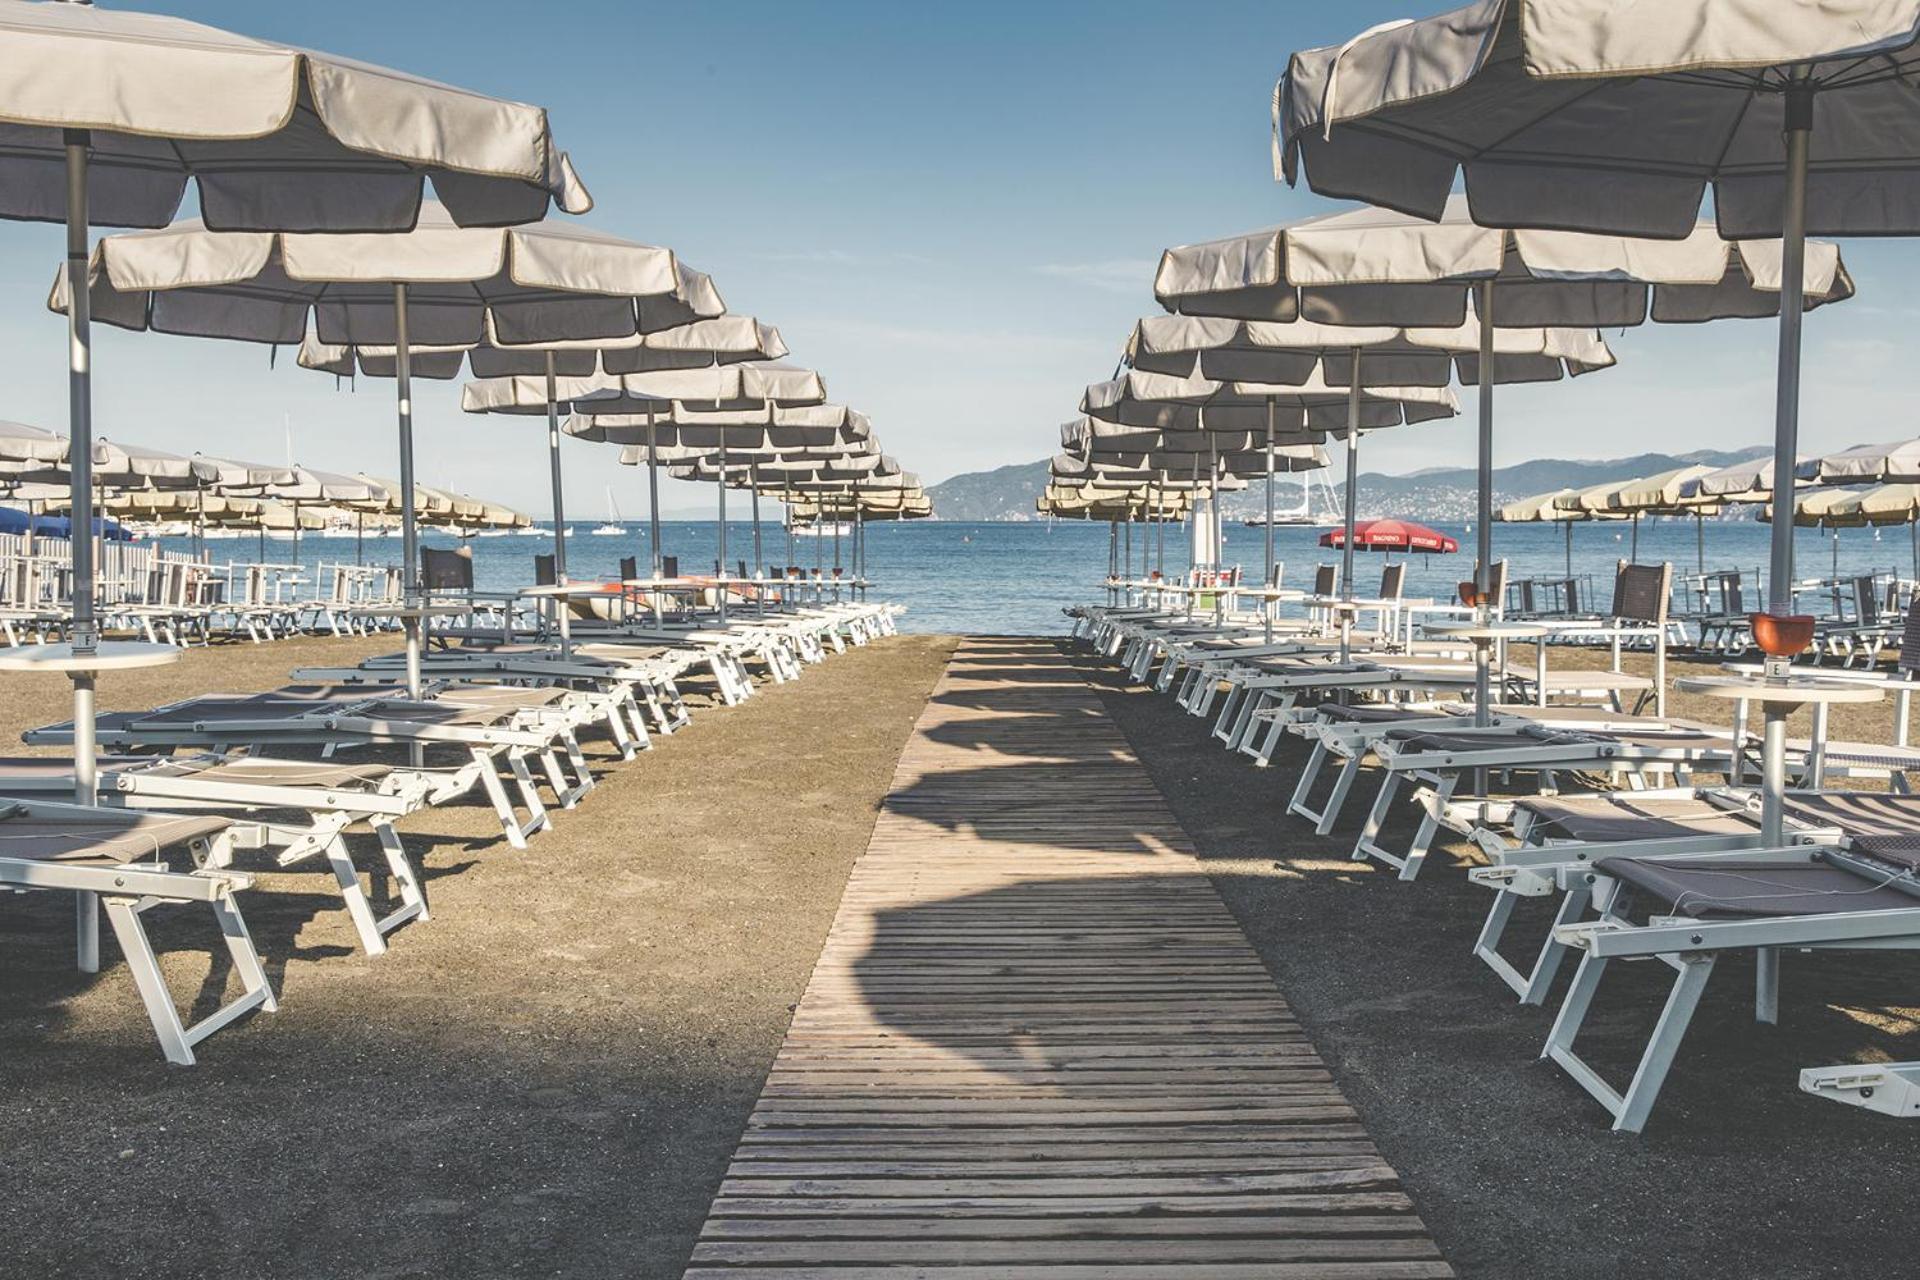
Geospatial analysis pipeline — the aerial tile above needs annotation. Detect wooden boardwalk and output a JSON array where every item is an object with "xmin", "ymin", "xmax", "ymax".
[{"xmin": 683, "ymin": 636, "xmax": 1451, "ymax": 1278}]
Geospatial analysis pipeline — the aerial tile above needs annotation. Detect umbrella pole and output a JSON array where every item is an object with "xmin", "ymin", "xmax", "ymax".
[
  {"xmin": 716, "ymin": 435, "xmax": 729, "ymax": 623},
  {"xmin": 1757, "ymin": 81, "xmax": 1814, "ymax": 846},
  {"xmin": 1631, "ymin": 513, "xmax": 1640, "ymax": 562},
  {"xmin": 63, "ymin": 135, "xmax": 99, "ymax": 809},
  {"xmin": 544, "ymin": 352, "xmax": 571, "ymax": 658},
  {"xmin": 1565, "ymin": 519, "xmax": 1573, "ymax": 580},
  {"xmin": 750, "ymin": 464, "xmax": 763, "ymax": 578},
  {"xmin": 356, "ymin": 510, "xmax": 364, "ymax": 566},
  {"xmin": 393, "ymin": 283, "xmax": 422, "ymax": 701},
  {"xmin": 646, "ymin": 408, "xmax": 663, "ymax": 579},
  {"xmin": 1341, "ymin": 355, "xmax": 1361, "ymax": 662},
  {"xmin": 1473, "ymin": 281, "xmax": 1495, "ymax": 729},
  {"xmin": 1156, "ymin": 480, "xmax": 1165, "ymax": 576},
  {"xmin": 1263, "ymin": 395, "xmax": 1275, "ymax": 642}
]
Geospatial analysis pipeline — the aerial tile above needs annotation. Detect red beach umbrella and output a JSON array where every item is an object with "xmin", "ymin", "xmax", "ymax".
[{"xmin": 1319, "ymin": 518, "xmax": 1457, "ymax": 554}]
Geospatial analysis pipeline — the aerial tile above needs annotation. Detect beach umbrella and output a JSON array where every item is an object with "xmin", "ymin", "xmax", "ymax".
[
  {"xmin": 1320, "ymin": 519, "xmax": 1458, "ymax": 555},
  {"xmin": 63, "ymin": 205, "xmax": 715, "ymax": 693},
  {"xmin": 1558, "ymin": 466, "xmax": 1723, "ymax": 566},
  {"xmin": 0, "ymin": 0, "xmax": 588, "ymax": 810},
  {"xmin": 1278, "ymin": 3, "xmax": 1920, "ymax": 854},
  {"xmin": 1801, "ymin": 439, "xmax": 1920, "ymax": 487}
]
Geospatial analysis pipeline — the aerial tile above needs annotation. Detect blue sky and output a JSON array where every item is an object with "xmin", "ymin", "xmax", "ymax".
[{"xmin": 11, "ymin": 1, "xmax": 1920, "ymax": 517}]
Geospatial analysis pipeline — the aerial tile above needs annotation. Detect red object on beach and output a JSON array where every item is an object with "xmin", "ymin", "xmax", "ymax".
[{"xmin": 1320, "ymin": 519, "xmax": 1459, "ymax": 554}]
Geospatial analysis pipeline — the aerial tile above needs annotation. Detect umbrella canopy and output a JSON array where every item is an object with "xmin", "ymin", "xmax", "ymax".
[
  {"xmin": 1081, "ymin": 367, "xmax": 1458, "ymax": 432},
  {"xmin": 1156, "ymin": 202, "xmax": 1851, "ymax": 329},
  {"xmin": 301, "ymin": 315, "xmax": 786, "ymax": 380},
  {"xmin": 1800, "ymin": 439, "xmax": 1920, "ymax": 486},
  {"xmin": 466, "ymin": 362, "xmax": 825, "ymax": 417},
  {"xmin": 1561, "ymin": 467, "xmax": 1719, "ymax": 516},
  {"xmin": 1277, "ymin": 1, "xmax": 1920, "ymax": 240},
  {"xmin": 0, "ymin": 0, "xmax": 588, "ymax": 231},
  {"xmin": 1320, "ymin": 519, "xmax": 1458, "ymax": 554},
  {"xmin": 1683, "ymin": 456, "xmax": 1808, "ymax": 504},
  {"xmin": 1129, "ymin": 313, "xmax": 1616, "ymax": 387},
  {"xmin": 65, "ymin": 203, "xmax": 718, "ymax": 348}
]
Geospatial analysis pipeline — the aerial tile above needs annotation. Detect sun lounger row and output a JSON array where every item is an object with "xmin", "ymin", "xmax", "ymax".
[
  {"xmin": 3, "ymin": 597, "xmax": 905, "ymax": 1064},
  {"xmin": 1069, "ymin": 562, "xmax": 1920, "ymax": 1132}
]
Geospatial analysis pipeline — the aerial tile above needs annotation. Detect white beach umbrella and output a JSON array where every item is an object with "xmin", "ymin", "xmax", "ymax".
[
  {"xmin": 1278, "ymin": 0, "xmax": 1912, "ymax": 884},
  {"xmin": 1801, "ymin": 439, "xmax": 1920, "ymax": 487}
]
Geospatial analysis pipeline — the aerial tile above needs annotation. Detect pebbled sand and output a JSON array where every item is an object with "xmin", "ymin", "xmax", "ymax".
[{"xmin": 0, "ymin": 629, "xmax": 956, "ymax": 1279}]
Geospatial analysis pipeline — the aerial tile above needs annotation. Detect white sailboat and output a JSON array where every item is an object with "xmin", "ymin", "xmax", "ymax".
[{"xmin": 591, "ymin": 486, "xmax": 626, "ymax": 536}]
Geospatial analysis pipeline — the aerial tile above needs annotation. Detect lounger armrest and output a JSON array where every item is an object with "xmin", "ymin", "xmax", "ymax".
[
  {"xmin": 113, "ymin": 774, "xmax": 413, "ymax": 817},
  {"xmin": 1566, "ymin": 904, "xmax": 1920, "ymax": 957},
  {"xmin": 0, "ymin": 856, "xmax": 251, "ymax": 900}
]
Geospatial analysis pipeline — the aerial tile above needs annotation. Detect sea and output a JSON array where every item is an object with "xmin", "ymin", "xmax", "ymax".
[{"xmin": 152, "ymin": 516, "xmax": 1917, "ymax": 637}]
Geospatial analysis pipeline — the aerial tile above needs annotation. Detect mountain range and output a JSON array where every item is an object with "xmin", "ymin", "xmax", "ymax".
[{"xmin": 925, "ymin": 447, "xmax": 1773, "ymax": 522}]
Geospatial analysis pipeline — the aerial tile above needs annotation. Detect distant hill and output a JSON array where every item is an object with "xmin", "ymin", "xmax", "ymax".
[{"xmin": 927, "ymin": 447, "xmax": 1772, "ymax": 522}]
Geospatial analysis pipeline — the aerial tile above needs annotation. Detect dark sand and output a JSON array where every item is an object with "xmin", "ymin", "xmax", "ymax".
[
  {"xmin": 1076, "ymin": 640, "xmax": 1919, "ymax": 1280},
  {"xmin": 0, "ymin": 630, "xmax": 955, "ymax": 1279}
]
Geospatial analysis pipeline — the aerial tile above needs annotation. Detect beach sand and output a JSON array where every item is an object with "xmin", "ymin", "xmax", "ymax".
[{"xmin": 0, "ymin": 630, "xmax": 956, "ymax": 1279}]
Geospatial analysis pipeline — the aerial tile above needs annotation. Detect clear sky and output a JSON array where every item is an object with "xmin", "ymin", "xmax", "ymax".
[{"xmin": 11, "ymin": 0, "xmax": 1919, "ymax": 517}]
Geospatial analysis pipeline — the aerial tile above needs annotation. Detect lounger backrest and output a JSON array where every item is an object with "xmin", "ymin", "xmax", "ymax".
[
  {"xmin": 620, "ymin": 556, "xmax": 637, "ymax": 581},
  {"xmin": 1378, "ymin": 562, "xmax": 1405, "ymax": 601},
  {"xmin": 1268, "ymin": 561, "xmax": 1284, "ymax": 589},
  {"xmin": 661, "ymin": 555, "xmax": 679, "ymax": 579},
  {"xmin": 1854, "ymin": 575, "xmax": 1881, "ymax": 625},
  {"xmin": 244, "ymin": 565, "xmax": 266, "ymax": 606},
  {"xmin": 533, "ymin": 554, "xmax": 556, "ymax": 587},
  {"xmin": 421, "ymin": 546, "xmax": 474, "ymax": 592},
  {"xmin": 1897, "ymin": 599, "xmax": 1920, "ymax": 675},
  {"xmin": 1610, "ymin": 561, "xmax": 1672, "ymax": 625},
  {"xmin": 1720, "ymin": 571, "xmax": 1743, "ymax": 616},
  {"xmin": 1313, "ymin": 563, "xmax": 1336, "ymax": 596}
]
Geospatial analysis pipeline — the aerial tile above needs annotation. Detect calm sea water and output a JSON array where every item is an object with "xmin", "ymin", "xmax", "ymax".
[{"xmin": 154, "ymin": 516, "xmax": 1918, "ymax": 636}]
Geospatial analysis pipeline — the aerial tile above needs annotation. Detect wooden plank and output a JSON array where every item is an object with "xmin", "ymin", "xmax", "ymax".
[{"xmin": 678, "ymin": 639, "xmax": 1450, "ymax": 1278}]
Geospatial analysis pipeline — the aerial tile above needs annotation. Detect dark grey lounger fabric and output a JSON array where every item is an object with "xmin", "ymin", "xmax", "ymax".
[
  {"xmin": 1596, "ymin": 856, "xmax": 1918, "ymax": 918},
  {"xmin": 1520, "ymin": 795, "xmax": 1757, "ymax": 843}
]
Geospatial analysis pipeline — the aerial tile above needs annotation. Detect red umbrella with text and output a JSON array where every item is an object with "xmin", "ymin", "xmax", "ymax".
[{"xmin": 1320, "ymin": 518, "xmax": 1457, "ymax": 555}]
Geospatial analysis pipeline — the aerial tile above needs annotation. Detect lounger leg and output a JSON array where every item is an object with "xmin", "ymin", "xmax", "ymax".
[
  {"xmin": 1318, "ymin": 751, "xmax": 1366, "ymax": 834},
  {"xmin": 1520, "ymin": 883, "xmax": 1594, "ymax": 1006},
  {"xmin": 1613, "ymin": 955, "xmax": 1717, "ymax": 1133},
  {"xmin": 508, "ymin": 751, "xmax": 552, "ymax": 835},
  {"xmin": 1353, "ymin": 771, "xmax": 1404, "ymax": 867},
  {"xmin": 1287, "ymin": 740, "xmax": 1331, "ymax": 821},
  {"xmin": 1472, "ymin": 890, "xmax": 1531, "ymax": 998},
  {"xmin": 76, "ymin": 890, "xmax": 99, "ymax": 973},
  {"xmin": 322, "ymin": 835, "xmax": 388, "ymax": 957},
  {"xmin": 1397, "ymin": 772, "xmax": 1456, "ymax": 881},
  {"xmin": 101, "ymin": 897, "xmax": 196, "ymax": 1065},
  {"xmin": 474, "ymin": 750, "xmax": 530, "ymax": 849},
  {"xmin": 561, "ymin": 729, "xmax": 596, "ymax": 791},
  {"xmin": 1755, "ymin": 946, "xmax": 1779, "ymax": 1025},
  {"xmin": 373, "ymin": 820, "xmax": 429, "ymax": 927},
  {"xmin": 541, "ymin": 745, "xmax": 582, "ymax": 808},
  {"xmin": 604, "ymin": 699, "xmax": 640, "ymax": 759}
]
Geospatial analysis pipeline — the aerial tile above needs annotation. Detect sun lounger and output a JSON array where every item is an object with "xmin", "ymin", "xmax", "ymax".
[
  {"xmin": 27, "ymin": 689, "xmax": 556, "ymax": 849},
  {"xmin": 0, "ymin": 753, "xmax": 429, "ymax": 957},
  {"xmin": 0, "ymin": 800, "xmax": 274, "ymax": 1065},
  {"xmin": 1542, "ymin": 809, "xmax": 1920, "ymax": 1131},
  {"xmin": 1351, "ymin": 720, "xmax": 1742, "ymax": 880}
]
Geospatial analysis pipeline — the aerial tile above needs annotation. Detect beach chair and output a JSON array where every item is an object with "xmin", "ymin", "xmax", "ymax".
[
  {"xmin": 1538, "ymin": 799, "xmax": 1920, "ymax": 1132},
  {"xmin": 0, "ymin": 800, "xmax": 274, "ymax": 1064},
  {"xmin": 1521, "ymin": 562, "xmax": 1672, "ymax": 715},
  {"xmin": 0, "ymin": 754, "xmax": 429, "ymax": 957},
  {"xmin": 29, "ymin": 689, "xmax": 559, "ymax": 850}
]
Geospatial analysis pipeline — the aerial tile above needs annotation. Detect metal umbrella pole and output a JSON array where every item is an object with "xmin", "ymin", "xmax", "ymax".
[
  {"xmin": 716, "ymin": 433, "xmax": 729, "ymax": 623},
  {"xmin": 1758, "ymin": 80, "xmax": 1815, "ymax": 847},
  {"xmin": 393, "ymin": 282, "xmax": 422, "ymax": 701},
  {"xmin": 1473, "ymin": 281, "xmax": 1495, "ymax": 729},
  {"xmin": 1263, "ymin": 395, "xmax": 1276, "ymax": 641},
  {"xmin": 544, "ymin": 351, "xmax": 571, "ymax": 657},
  {"xmin": 1155, "ymin": 478, "xmax": 1165, "ymax": 576},
  {"xmin": 750, "ymin": 463, "xmax": 764, "ymax": 577},
  {"xmin": 63, "ymin": 135, "xmax": 98, "ymax": 807},
  {"xmin": 1339, "ymin": 352, "xmax": 1362, "ymax": 663}
]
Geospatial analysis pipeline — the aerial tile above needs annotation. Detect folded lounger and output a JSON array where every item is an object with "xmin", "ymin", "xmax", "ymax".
[
  {"xmin": 0, "ymin": 801, "xmax": 273, "ymax": 1065},
  {"xmin": 1542, "ymin": 819, "xmax": 1920, "ymax": 1132},
  {"xmin": 0, "ymin": 754, "xmax": 428, "ymax": 957}
]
